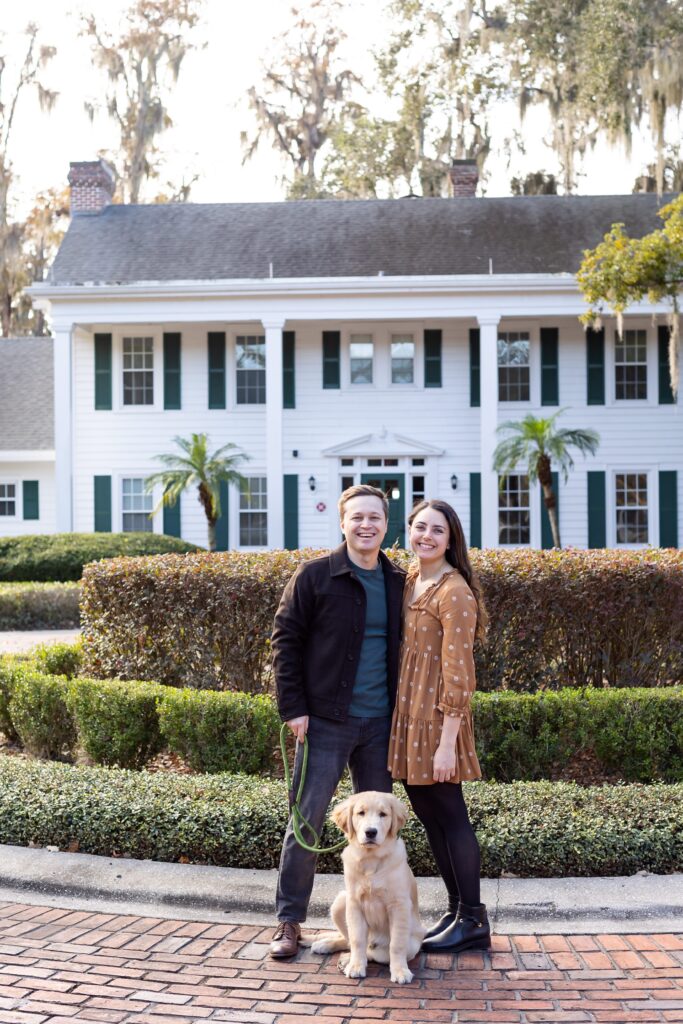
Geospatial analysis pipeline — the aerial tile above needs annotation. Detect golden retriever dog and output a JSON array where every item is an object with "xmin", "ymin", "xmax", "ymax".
[{"xmin": 311, "ymin": 791, "xmax": 425, "ymax": 984}]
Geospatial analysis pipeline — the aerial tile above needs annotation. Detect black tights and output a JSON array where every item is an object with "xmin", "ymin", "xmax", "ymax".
[{"xmin": 403, "ymin": 781, "xmax": 481, "ymax": 909}]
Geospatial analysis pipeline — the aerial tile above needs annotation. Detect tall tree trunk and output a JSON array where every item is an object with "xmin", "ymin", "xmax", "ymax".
[
  {"xmin": 207, "ymin": 520, "xmax": 216, "ymax": 552},
  {"xmin": 537, "ymin": 452, "xmax": 561, "ymax": 548}
]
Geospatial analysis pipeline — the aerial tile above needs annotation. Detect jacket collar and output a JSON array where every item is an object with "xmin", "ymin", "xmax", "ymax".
[{"xmin": 329, "ymin": 542, "xmax": 406, "ymax": 578}]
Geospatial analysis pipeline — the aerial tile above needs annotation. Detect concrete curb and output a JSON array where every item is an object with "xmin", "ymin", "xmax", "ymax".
[{"xmin": 1, "ymin": 844, "xmax": 681, "ymax": 934}]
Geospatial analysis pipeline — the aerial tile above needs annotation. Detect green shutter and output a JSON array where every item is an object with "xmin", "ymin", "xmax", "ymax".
[
  {"xmin": 208, "ymin": 332, "xmax": 226, "ymax": 409},
  {"xmin": 470, "ymin": 472, "xmax": 481, "ymax": 547},
  {"xmin": 659, "ymin": 470, "xmax": 678, "ymax": 547},
  {"xmin": 22, "ymin": 480, "xmax": 39, "ymax": 520},
  {"xmin": 283, "ymin": 331, "xmax": 295, "ymax": 409},
  {"xmin": 658, "ymin": 325, "xmax": 675, "ymax": 405},
  {"xmin": 163, "ymin": 332, "xmax": 181, "ymax": 410},
  {"xmin": 163, "ymin": 494, "xmax": 181, "ymax": 538},
  {"xmin": 586, "ymin": 327, "xmax": 605, "ymax": 405},
  {"xmin": 540, "ymin": 327, "xmax": 559, "ymax": 406},
  {"xmin": 215, "ymin": 479, "xmax": 229, "ymax": 551},
  {"xmin": 424, "ymin": 329, "xmax": 442, "ymax": 388},
  {"xmin": 94, "ymin": 333, "xmax": 112, "ymax": 410},
  {"xmin": 469, "ymin": 328, "xmax": 480, "ymax": 407},
  {"xmin": 587, "ymin": 471, "xmax": 606, "ymax": 548},
  {"xmin": 541, "ymin": 472, "xmax": 559, "ymax": 549},
  {"xmin": 322, "ymin": 331, "xmax": 340, "ymax": 389},
  {"xmin": 94, "ymin": 475, "xmax": 112, "ymax": 533},
  {"xmin": 284, "ymin": 474, "xmax": 299, "ymax": 550}
]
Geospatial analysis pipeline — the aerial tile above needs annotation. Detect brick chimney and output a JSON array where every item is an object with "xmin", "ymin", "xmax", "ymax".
[
  {"xmin": 68, "ymin": 159, "xmax": 116, "ymax": 214},
  {"xmin": 449, "ymin": 159, "xmax": 479, "ymax": 197}
]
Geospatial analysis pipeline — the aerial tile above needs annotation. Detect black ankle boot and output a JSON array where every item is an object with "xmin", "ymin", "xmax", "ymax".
[
  {"xmin": 421, "ymin": 902, "xmax": 490, "ymax": 953},
  {"xmin": 423, "ymin": 909, "xmax": 458, "ymax": 940}
]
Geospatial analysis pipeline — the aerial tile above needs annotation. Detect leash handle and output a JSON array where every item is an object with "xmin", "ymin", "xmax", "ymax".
[{"xmin": 279, "ymin": 722, "xmax": 347, "ymax": 855}]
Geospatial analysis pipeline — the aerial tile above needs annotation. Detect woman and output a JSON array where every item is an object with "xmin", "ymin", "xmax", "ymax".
[{"xmin": 387, "ymin": 498, "xmax": 490, "ymax": 952}]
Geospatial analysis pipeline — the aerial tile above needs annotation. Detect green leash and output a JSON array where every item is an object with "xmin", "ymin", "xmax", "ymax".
[{"xmin": 280, "ymin": 723, "xmax": 347, "ymax": 855}]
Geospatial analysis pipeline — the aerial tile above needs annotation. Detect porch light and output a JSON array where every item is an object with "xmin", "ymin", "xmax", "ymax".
[
  {"xmin": 308, "ymin": 475, "xmax": 316, "ymax": 491},
  {"xmin": 450, "ymin": 474, "xmax": 458, "ymax": 490},
  {"xmin": 391, "ymin": 487, "xmax": 400, "ymax": 500}
]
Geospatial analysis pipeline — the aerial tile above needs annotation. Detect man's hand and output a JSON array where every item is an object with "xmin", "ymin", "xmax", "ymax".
[{"xmin": 286, "ymin": 715, "xmax": 309, "ymax": 743}]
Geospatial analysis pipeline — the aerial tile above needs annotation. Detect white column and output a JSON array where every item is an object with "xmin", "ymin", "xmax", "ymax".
[
  {"xmin": 52, "ymin": 321, "xmax": 74, "ymax": 532},
  {"xmin": 478, "ymin": 314, "xmax": 501, "ymax": 548},
  {"xmin": 263, "ymin": 318, "xmax": 285, "ymax": 548}
]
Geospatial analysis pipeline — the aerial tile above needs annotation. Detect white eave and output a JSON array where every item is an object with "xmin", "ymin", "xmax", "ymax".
[{"xmin": 0, "ymin": 449, "xmax": 56, "ymax": 462}]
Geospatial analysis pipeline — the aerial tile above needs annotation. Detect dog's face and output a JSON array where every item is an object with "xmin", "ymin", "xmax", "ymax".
[{"xmin": 331, "ymin": 791, "xmax": 409, "ymax": 849}]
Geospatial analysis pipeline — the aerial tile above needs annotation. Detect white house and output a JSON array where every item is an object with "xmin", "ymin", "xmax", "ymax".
[
  {"xmin": 23, "ymin": 158, "xmax": 681, "ymax": 551},
  {"xmin": 0, "ymin": 337, "xmax": 56, "ymax": 536}
]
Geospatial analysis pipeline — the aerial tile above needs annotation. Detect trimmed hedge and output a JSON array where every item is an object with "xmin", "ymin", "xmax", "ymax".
[
  {"xmin": 0, "ymin": 582, "xmax": 80, "ymax": 629},
  {"xmin": 32, "ymin": 641, "xmax": 83, "ymax": 679},
  {"xmin": 8, "ymin": 670, "xmax": 77, "ymax": 760},
  {"xmin": 0, "ymin": 756, "xmax": 679, "ymax": 876},
  {"xmin": 80, "ymin": 548, "xmax": 683, "ymax": 692},
  {"xmin": 0, "ymin": 533, "xmax": 200, "ymax": 583},
  {"xmin": 1, "ymin": 659, "xmax": 680, "ymax": 782}
]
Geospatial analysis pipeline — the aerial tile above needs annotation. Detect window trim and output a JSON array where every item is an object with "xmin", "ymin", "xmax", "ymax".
[
  {"xmin": 390, "ymin": 333, "xmax": 416, "ymax": 385},
  {"xmin": 609, "ymin": 467, "xmax": 654, "ymax": 548},
  {"xmin": 349, "ymin": 333, "xmax": 375, "ymax": 386},
  {"xmin": 234, "ymin": 332, "xmax": 267, "ymax": 406},
  {"xmin": 497, "ymin": 330, "xmax": 532, "ymax": 404},
  {"xmin": 116, "ymin": 473, "xmax": 160, "ymax": 534},
  {"xmin": 613, "ymin": 328, "xmax": 648, "ymax": 403},
  {"xmin": 606, "ymin": 322, "xmax": 656, "ymax": 407},
  {"xmin": 497, "ymin": 472, "xmax": 532, "ymax": 548},
  {"xmin": 113, "ymin": 332, "xmax": 162, "ymax": 412},
  {"xmin": 237, "ymin": 474, "xmax": 269, "ymax": 549},
  {"xmin": 0, "ymin": 479, "xmax": 18, "ymax": 519}
]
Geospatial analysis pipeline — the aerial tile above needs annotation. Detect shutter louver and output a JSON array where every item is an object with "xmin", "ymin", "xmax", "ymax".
[
  {"xmin": 208, "ymin": 332, "xmax": 226, "ymax": 409},
  {"xmin": 586, "ymin": 328, "xmax": 605, "ymax": 405},
  {"xmin": 283, "ymin": 331, "xmax": 295, "ymax": 408},
  {"xmin": 658, "ymin": 325, "xmax": 675, "ymax": 405},
  {"xmin": 94, "ymin": 476, "xmax": 112, "ymax": 532},
  {"xmin": 659, "ymin": 470, "xmax": 678, "ymax": 547},
  {"xmin": 284, "ymin": 474, "xmax": 299, "ymax": 549},
  {"xmin": 163, "ymin": 333, "xmax": 181, "ymax": 410},
  {"xmin": 469, "ymin": 328, "xmax": 480, "ymax": 407},
  {"xmin": 424, "ymin": 329, "xmax": 442, "ymax": 388},
  {"xmin": 322, "ymin": 331, "xmax": 340, "ymax": 389},
  {"xmin": 587, "ymin": 471, "xmax": 606, "ymax": 548},
  {"xmin": 94, "ymin": 333, "xmax": 112, "ymax": 410},
  {"xmin": 22, "ymin": 481, "xmax": 39, "ymax": 520},
  {"xmin": 540, "ymin": 327, "xmax": 559, "ymax": 406}
]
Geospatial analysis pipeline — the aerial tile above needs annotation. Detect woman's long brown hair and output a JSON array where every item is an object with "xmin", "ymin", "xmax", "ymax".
[{"xmin": 408, "ymin": 499, "xmax": 489, "ymax": 642}]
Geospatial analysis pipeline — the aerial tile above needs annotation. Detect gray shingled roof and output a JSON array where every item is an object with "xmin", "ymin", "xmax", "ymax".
[
  {"xmin": 49, "ymin": 193, "xmax": 678, "ymax": 285},
  {"xmin": 0, "ymin": 338, "xmax": 54, "ymax": 450}
]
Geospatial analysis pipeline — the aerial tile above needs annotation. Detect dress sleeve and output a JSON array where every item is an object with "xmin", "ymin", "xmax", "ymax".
[{"xmin": 436, "ymin": 581, "xmax": 477, "ymax": 718}]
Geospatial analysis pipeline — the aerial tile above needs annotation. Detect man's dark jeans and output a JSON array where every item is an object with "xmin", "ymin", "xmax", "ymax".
[{"xmin": 276, "ymin": 713, "xmax": 393, "ymax": 923}]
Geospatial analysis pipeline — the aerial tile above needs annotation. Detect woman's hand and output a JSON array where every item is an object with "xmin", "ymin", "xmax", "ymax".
[{"xmin": 433, "ymin": 742, "xmax": 457, "ymax": 782}]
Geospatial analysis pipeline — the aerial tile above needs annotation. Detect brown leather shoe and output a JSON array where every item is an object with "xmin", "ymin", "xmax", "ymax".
[{"xmin": 269, "ymin": 920, "xmax": 301, "ymax": 959}]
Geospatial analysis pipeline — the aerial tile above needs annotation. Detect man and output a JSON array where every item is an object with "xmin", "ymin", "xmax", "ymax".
[{"xmin": 269, "ymin": 484, "xmax": 406, "ymax": 958}]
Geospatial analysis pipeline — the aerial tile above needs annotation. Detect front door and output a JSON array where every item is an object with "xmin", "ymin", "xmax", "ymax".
[{"xmin": 361, "ymin": 473, "xmax": 406, "ymax": 549}]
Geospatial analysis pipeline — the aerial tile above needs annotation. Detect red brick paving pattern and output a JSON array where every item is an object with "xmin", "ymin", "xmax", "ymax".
[{"xmin": 0, "ymin": 902, "xmax": 681, "ymax": 1023}]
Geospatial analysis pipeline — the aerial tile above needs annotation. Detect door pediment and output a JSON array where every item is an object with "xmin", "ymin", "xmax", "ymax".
[{"xmin": 322, "ymin": 429, "xmax": 443, "ymax": 458}]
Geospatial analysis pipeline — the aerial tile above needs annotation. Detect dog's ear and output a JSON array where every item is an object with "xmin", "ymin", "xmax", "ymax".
[
  {"xmin": 331, "ymin": 796, "xmax": 355, "ymax": 838},
  {"xmin": 389, "ymin": 795, "xmax": 409, "ymax": 838}
]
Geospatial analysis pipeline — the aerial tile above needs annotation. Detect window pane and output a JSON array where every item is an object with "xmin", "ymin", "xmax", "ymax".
[
  {"xmin": 391, "ymin": 336, "xmax": 414, "ymax": 384},
  {"xmin": 235, "ymin": 336, "xmax": 266, "ymax": 404},
  {"xmin": 0, "ymin": 482, "xmax": 16, "ymax": 517},
  {"xmin": 350, "ymin": 336, "xmax": 373, "ymax": 384},
  {"xmin": 122, "ymin": 337, "xmax": 154, "ymax": 405},
  {"xmin": 615, "ymin": 472, "xmax": 648, "ymax": 543},
  {"xmin": 615, "ymin": 330, "xmax": 647, "ymax": 400},
  {"xmin": 498, "ymin": 474, "xmax": 530, "ymax": 544},
  {"xmin": 239, "ymin": 477, "xmax": 268, "ymax": 546},
  {"xmin": 498, "ymin": 333, "xmax": 530, "ymax": 401}
]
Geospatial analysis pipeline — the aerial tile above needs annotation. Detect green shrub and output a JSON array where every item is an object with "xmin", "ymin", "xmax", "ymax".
[
  {"xmin": 0, "ymin": 756, "xmax": 679, "ymax": 876},
  {"xmin": 32, "ymin": 641, "xmax": 83, "ymax": 679},
  {"xmin": 80, "ymin": 548, "xmax": 683, "ymax": 692},
  {"xmin": 8, "ymin": 671, "xmax": 76, "ymax": 759},
  {"xmin": 0, "ymin": 582, "xmax": 80, "ymax": 629},
  {"xmin": 66, "ymin": 677, "xmax": 164, "ymax": 770},
  {"xmin": 0, "ymin": 659, "xmax": 22, "ymax": 741},
  {"xmin": 0, "ymin": 533, "xmax": 200, "ymax": 583},
  {"xmin": 474, "ymin": 686, "xmax": 683, "ymax": 783},
  {"xmin": 157, "ymin": 687, "xmax": 280, "ymax": 774}
]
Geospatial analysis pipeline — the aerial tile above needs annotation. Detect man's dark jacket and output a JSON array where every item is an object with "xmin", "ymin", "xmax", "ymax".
[{"xmin": 272, "ymin": 543, "xmax": 406, "ymax": 723}]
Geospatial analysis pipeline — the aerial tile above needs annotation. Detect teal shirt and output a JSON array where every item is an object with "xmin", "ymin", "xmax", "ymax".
[{"xmin": 348, "ymin": 562, "xmax": 390, "ymax": 718}]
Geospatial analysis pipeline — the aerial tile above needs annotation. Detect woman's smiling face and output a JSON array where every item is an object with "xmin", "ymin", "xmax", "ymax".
[{"xmin": 409, "ymin": 505, "xmax": 450, "ymax": 564}]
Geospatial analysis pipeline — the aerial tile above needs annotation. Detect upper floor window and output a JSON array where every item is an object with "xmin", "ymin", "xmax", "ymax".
[
  {"xmin": 122, "ymin": 477, "xmax": 153, "ymax": 532},
  {"xmin": 350, "ymin": 335, "xmax": 373, "ymax": 384},
  {"xmin": 498, "ymin": 473, "xmax": 530, "ymax": 544},
  {"xmin": 391, "ymin": 335, "xmax": 414, "ymax": 383},
  {"xmin": 236, "ymin": 335, "xmax": 266, "ymax": 404},
  {"xmin": 615, "ymin": 330, "xmax": 647, "ymax": 400},
  {"xmin": 0, "ymin": 483, "xmax": 16, "ymax": 516},
  {"xmin": 123, "ymin": 337, "xmax": 154, "ymax": 406},
  {"xmin": 498, "ymin": 332, "xmax": 530, "ymax": 401},
  {"xmin": 615, "ymin": 472, "xmax": 648, "ymax": 544},
  {"xmin": 240, "ymin": 476, "xmax": 268, "ymax": 546}
]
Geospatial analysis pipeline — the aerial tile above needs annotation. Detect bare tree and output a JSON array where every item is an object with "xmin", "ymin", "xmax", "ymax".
[
  {"xmin": 82, "ymin": 0, "xmax": 204, "ymax": 203},
  {"xmin": 0, "ymin": 23, "xmax": 57, "ymax": 336},
  {"xmin": 242, "ymin": 0, "xmax": 360, "ymax": 198}
]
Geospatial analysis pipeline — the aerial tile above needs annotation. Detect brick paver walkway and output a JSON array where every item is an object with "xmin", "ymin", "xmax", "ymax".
[{"xmin": 0, "ymin": 902, "xmax": 681, "ymax": 1023}]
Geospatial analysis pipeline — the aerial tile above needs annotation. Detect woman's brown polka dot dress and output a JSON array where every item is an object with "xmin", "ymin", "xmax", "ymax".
[{"xmin": 388, "ymin": 567, "xmax": 482, "ymax": 785}]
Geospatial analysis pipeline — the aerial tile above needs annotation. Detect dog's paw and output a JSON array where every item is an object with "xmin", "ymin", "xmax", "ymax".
[
  {"xmin": 344, "ymin": 957, "xmax": 367, "ymax": 979},
  {"xmin": 390, "ymin": 964, "xmax": 414, "ymax": 985},
  {"xmin": 311, "ymin": 935, "xmax": 339, "ymax": 955}
]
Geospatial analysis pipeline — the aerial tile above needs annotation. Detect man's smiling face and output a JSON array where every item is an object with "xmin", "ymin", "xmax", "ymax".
[{"xmin": 341, "ymin": 494, "xmax": 388, "ymax": 560}]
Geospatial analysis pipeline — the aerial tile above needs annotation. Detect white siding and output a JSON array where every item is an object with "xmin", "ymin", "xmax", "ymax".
[{"xmin": 0, "ymin": 461, "xmax": 56, "ymax": 536}]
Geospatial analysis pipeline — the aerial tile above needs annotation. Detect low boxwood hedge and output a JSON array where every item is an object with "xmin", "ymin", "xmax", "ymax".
[
  {"xmin": 80, "ymin": 548, "xmax": 683, "ymax": 692},
  {"xmin": 8, "ymin": 670, "xmax": 77, "ymax": 760},
  {"xmin": 0, "ymin": 533, "xmax": 200, "ymax": 583},
  {"xmin": 0, "ymin": 660, "xmax": 680, "ymax": 781},
  {"xmin": 0, "ymin": 756, "xmax": 679, "ymax": 877},
  {"xmin": 0, "ymin": 582, "xmax": 80, "ymax": 629}
]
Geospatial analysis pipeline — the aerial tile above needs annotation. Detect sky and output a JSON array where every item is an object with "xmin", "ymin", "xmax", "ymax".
[{"xmin": 1, "ymin": 0, "xmax": 660, "ymax": 219}]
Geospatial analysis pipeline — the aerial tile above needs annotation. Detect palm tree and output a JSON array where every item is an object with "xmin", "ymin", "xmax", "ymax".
[
  {"xmin": 492, "ymin": 411, "xmax": 600, "ymax": 549},
  {"xmin": 145, "ymin": 433, "xmax": 250, "ymax": 551}
]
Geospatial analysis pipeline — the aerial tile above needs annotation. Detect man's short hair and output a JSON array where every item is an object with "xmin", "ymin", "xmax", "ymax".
[{"xmin": 338, "ymin": 483, "xmax": 389, "ymax": 520}]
